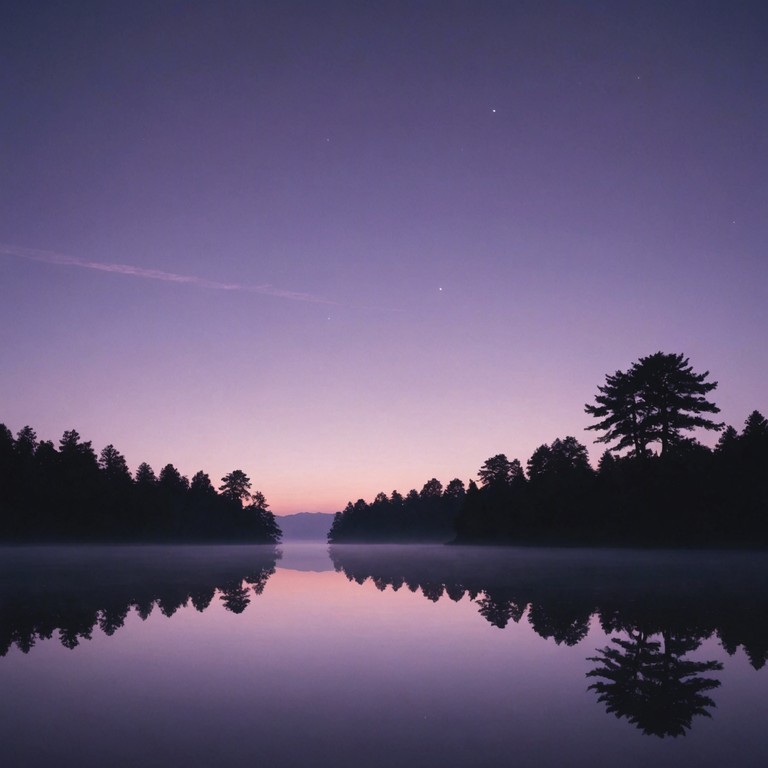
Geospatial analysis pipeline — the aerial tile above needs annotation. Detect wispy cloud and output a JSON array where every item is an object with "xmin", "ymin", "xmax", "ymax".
[{"xmin": 0, "ymin": 243, "xmax": 339, "ymax": 306}]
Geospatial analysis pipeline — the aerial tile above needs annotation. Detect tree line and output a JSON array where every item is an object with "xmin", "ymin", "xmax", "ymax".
[
  {"xmin": 329, "ymin": 352, "xmax": 768, "ymax": 546},
  {"xmin": 327, "ymin": 477, "xmax": 467, "ymax": 543},
  {"xmin": 0, "ymin": 424, "xmax": 281, "ymax": 543}
]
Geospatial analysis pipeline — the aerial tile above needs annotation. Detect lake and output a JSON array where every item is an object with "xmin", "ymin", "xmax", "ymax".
[{"xmin": 1, "ymin": 543, "xmax": 766, "ymax": 767}]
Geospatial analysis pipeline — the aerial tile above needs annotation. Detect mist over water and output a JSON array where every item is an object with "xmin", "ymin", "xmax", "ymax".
[{"xmin": 1, "ymin": 544, "xmax": 766, "ymax": 767}]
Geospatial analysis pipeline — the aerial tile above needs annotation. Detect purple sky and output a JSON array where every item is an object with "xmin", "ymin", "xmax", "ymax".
[{"xmin": 2, "ymin": 1, "xmax": 766, "ymax": 514}]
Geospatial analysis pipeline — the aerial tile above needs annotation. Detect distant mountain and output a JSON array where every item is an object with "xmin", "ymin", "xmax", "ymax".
[{"xmin": 277, "ymin": 512, "xmax": 335, "ymax": 541}]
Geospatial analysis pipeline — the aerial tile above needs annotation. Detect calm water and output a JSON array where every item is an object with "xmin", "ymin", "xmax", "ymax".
[{"xmin": 1, "ymin": 544, "xmax": 766, "ymax": 768}]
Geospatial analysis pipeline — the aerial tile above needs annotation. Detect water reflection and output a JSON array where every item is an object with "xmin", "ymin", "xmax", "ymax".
[
  {"xmin": 0, "ymin": 545, "xmax": 280, "ymax": 655},
  {"xmin": 4, "ymin": 542, "xmax": 767, "ymax": 745},
  {"xmin": 330, "ymin": 544, "xmax": 768, "ymax": 736},
  {"xmin": 588, "ymin": 630, "xmax": 722, "ymax": 738}
]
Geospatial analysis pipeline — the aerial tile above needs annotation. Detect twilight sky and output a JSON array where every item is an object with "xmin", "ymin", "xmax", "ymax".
[{"xmin": 2, "ymin": 1, "xmax": 766, "ymax": 514}]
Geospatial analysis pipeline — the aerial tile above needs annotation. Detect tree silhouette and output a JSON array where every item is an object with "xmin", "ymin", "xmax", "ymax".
[
  {"xmin": 444, "ymin": 478, "xmax": 466, "ymax": 502},
  {"xmin": 584, "ymin": 368, "xmax": 648, "ymax": 456},
  {"xmin": 245, "ymin": 491, "xmax": 282, "ymax": 543},
  {"xmin": 219, "ymin": 469, "xmax": 252, "ymax": 505},
  {"xmin": 190, "ymin": 470, "xmax": 216, "ymax": 496},
  {"xmin": 587, "ymin": 629, "xmax": 722, "ymax": 737},
  {"xmin": 715, "ymin": 425, "xmax": 739, "ymax": 455},
  {"xmin": 527, "ymin": 437, "xmax": 591, "ymax": 480},
  {"xmin": 478, "ymin": 454, "xmax": 519, "ymax": 487},
  {"xmin": 741, "ymin": 410, "xmax": 768, "ymax": 465},
  {"xmin": 419, "ymin": 478, "xmax": 443, "ymax": 498},
  {"xmin": 57, "ymin": 429, "xmax": 100, "ymax": 536},
  {"xmin": 586, "ymin": 352, "xmax": 723, "ymax": 457},
  {"xmin": 135, "ymin": 462, "xmax": 157, "ymax": 485},
  {"xmin": 159, "ymin": 464, "xmax": 188, "ymax": 493},
  {"xmin": 742, "ymin": 410, "xmax": 768, "ymax": 440},
  {"xmin": 15, "ymin": 425, "xmax": 38, "ymax": 458},
  {"xmin": 99, "ymin": 445, "xmax": 132, "ymax": 485},
  {"xmin": 98, "ymin": 444, "xmax": 133, "ymax": 536}
]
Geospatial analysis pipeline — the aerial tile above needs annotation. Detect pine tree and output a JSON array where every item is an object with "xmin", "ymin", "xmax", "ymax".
[{"xmin": 586, "ymin": 353, "xmax": 723, "ymax": 457}]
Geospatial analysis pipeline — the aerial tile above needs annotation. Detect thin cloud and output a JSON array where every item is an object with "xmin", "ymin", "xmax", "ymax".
[{"xmin": 0, "ymin": 243, "xmax": 340, "ymax": 306}]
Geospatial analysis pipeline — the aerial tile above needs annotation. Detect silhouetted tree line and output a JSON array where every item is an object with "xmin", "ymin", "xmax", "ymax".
[
  {"xmin": 0, "ymin": 545, "xmax": 280, "ymax": 656},
  {"xmin": 327, "ymin": 477, "xmax": 467, "ymax": 543},
  {"xmin": 328, "ymin": 353, "xmax": 768, "ymax": 547},
  {"xmin": 457, "ymin": 353, "xmax": 767, "ymax": 546},
  {"xmin": 455, "ymin": 437, "xmax": 598, "ymax": 544},
  {"xmin": 330, "ymin": 545, "xmax": 768, "ymax": 737},
  {"xmin": 455, "ymin": 412, "xmax": 768, "ymax": 545},
  {"xmin": 0, "ymin": 424, "xmax": 281, "ymax": 543}
]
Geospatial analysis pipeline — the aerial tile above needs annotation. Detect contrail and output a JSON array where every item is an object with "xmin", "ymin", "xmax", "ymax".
[{"xmin": 0, "ymin": 243, "xmax": 340, "ymax": 306}]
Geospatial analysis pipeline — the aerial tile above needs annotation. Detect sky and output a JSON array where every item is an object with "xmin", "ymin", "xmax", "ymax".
[{"xmin": 1, "ymin": 1, "xmax": 766, "ymax": 514}]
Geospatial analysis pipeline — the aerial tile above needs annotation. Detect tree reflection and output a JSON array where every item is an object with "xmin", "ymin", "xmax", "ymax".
[
  {"xmin": 0, "ymin": 546, "xmax": 280, "ymax": 656},
  {"xmin": 528, "ymin": 602, "xmax": 592, "ymax": 646},
  {"xmin": 221, "ymin": 581, "xmax": 251, "ymax": 614},
  {"xmin": 98, "ymin": 605, "xmax": 129, "ymax": 636},
  {"xmin": 588, "ymin": 629, "xmax": 722, "ymax": 737},
  {"xmin": 190, "ymin": 585, "xmax": 216, "ymax": 612},
  {"xmin": 476, "ymin": 593, "xmax": 526, "ymax": 629},
  {"xmin": 330, "ymin": 544, "xmax": 768, "ymax": 736},
  {"xmin": 59, "ymin": 609, "xmax": 97, "ymax": 649}
]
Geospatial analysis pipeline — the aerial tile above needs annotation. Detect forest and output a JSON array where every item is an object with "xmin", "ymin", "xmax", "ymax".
[
  {"xmin": 329, "ymin": 353, "xmax": 768, "ymax": 547},
  {"xmin": 0, "ymin": 426, "xmax": 281, "ymax": 543}
]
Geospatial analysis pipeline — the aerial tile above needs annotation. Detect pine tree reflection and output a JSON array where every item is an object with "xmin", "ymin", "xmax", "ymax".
[
  {"xmin": 330, "ymin": 544, "xmax": 768, "ymax": 736},
  {"xmin": 98, "ymin": 605, "xmax": 129, "ymax": 636},
  {"xmin": 445, "ymin": 583, "xmax": 467, "ymax": 602},
  {"xmin": 158, "ymin": 588, "xmax": 190, "ymax": 617},
  {"xmin": 0, "ymin": 546, "xmax": 280, "ymax": 655},
  {"xmin": 59, "ymin": 609, "xmax": 97, "ymax": 649},
  {"xmin": 718, "ymin": 615, "xmax": 768, "ymax": 671},
  {"xmin": 587, "ymin": 629, "xmax": 722, "ymax": 737},
  {"xmin": 476, "ymin": 593, "xmax": 526, "ymax": 629},
  {"xmin": 246, "ymin": 567, "xmax": 273, "ymax": 596},
  {"xmin": 220, "ymin": 581, "xmax": 251, "ymax": 614},
  {"xmin": 421, "ymin": 581, "xmax": 444, "ymax": 602},
  {"xmin": 190, "ymin": 586, "xmax": 216, "ymax": 612},
  {"xmin": 528, "ymin": 602, "xmax": 592, "ymax": 646},
  {"xmin": 133, "ymin": 597, "xmax": 155, "ymax": 621}
]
